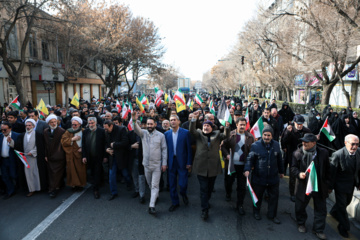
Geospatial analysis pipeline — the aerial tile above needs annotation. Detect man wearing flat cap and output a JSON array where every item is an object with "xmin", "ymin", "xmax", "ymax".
[
  {"xmin": 281, "ymin": 114, "xmax": 312, "ymax": 202},
  {"xmin": 244, "ymin": 125, "xmax": 284, "ymax": 224},
  {"xmin": 190, "ymin": 110, "xmax": 230, "ymax": 220},
  {"xmin": 291, "ymin": 133, "xmax": 330, "ymax": 240}
]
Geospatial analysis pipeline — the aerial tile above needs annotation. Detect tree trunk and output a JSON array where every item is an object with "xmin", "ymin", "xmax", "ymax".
[
  {"xmin": 286, "ymin": 87, "xmax": 290, "ymax": 102},
  {"xmin": 13, "ymin": 75, "xmax": 27, "ymax": 107},
  {"xmin": 339, "ymin": 79, "xmax": 351, "ymax": 107},
  {"xmin": 64, "ymin": 80, "xmax": 69, "ymax": 108},
  {"xmin": 321, "ymin": 81, "xmax": 338, "ymax": 105}
]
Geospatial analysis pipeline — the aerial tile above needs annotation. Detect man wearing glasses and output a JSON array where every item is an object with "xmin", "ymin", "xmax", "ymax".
[{"xmin": 329, "ymin": 134, "xmax": 360, "ymax": 238}]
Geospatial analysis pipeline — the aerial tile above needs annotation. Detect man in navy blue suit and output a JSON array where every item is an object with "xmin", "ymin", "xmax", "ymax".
[
  {"xmin": 0, "ymin": 122, "xmax": 20, "ymax": 199},
  {"xmin": 165, "ymin": 115, "xmax": 192, "ymax": 212}
]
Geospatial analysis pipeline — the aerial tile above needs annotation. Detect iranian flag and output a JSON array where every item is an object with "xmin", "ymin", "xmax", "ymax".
[
  {"xmin": 154, "ymin": 87, "xmax": 164, "ymax": 98},
  {"xmin": 320, "ymin": 117, "xmax": 336, "ymax": 142},
  {"xmin": 116, "ymin": 100, "xmax": 122, "ymax": 113},
  {"xmin": 245, "ymin": 108, "xmax": 250, "ymax": 130},
  {"xmin": 39, "ymin": 111, "xmax": 46, "ymax": 120},
  {"xmin": 174, "ymin": 90, "xmax": 186, "ymax": 105},
  {"xmin": 15, "ymin": 150, "xmax": 30, "ymax": 168},
  {"xmin": 230, "ymin": 99, "xmax": 235, "ymax": 109},
  {"xmin": 209, "ymin": 100, "xmax": 215, "ymax": 115},
  {"xmin": 247, "ymin": 177, "xmax": 258, "ymax": 207},
  {"xmin": 127, "ymin": 99, "xmax": 133, "ymax": 114},
  {"xmin": 127, "ymin": 118, "xmax": 133, "ymax": 131},
  {"xmin": 11, "ymin": 96, "xmax": 21, "ymax": 110},
  {"xmin": 121, "ymin": 101, "xmax": 129, "ymax": 119},
  {"xmin": 155, "ymin": 97, "xmax": 163, "ymax": 107},
  {"xmin": 305, "ymin": 161, "xmax": 318, "ymax": 195},
  {"xmin": 194, "ymin": 93, "xmax": 203, "ymax": 105},
  {"xmin": 139, "ymin": 94, "xmax": 148, "ymax": 106},
  {"xmin": 250, "ymin": 117, "xmax": 264, "ymax": 138}
]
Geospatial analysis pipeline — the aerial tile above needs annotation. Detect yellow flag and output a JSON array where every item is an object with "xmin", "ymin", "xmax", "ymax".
[
  {"xmin": 219, "ymin": 150, "xmax": 225, "ymax": 169},
  {"xmin": 175, "ymin": 99, "xmax": 186, "ymax": 112},
  {"xmin": 164, "ymin": 93, "xmax": 169, "ymax": 104},
  {"xmin": 36, "ymin": 98, "xmax": 49, "ymax": 115},
  {"xmin": 71, "ymin": 93, "xmax": 80, "ymax": 108},
  {"xmin": 136, "ymin": 97, "xmax": 145, "ymax": 113}
]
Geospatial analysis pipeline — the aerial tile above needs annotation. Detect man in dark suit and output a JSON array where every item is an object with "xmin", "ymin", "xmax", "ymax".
[
  {"xmin": 329, "ymin": 134, "xmax": 360, "ymax": 238},
  {"xmin": 0, "ymin": 122, "xmax": 20, "ymax": 199},
  {"xmin": 103, "ymin": 120, "xmax": 129, "ymax": 201},
  {"xmin": 28, "ymin": 110, "xmax": 49, "ymax": 190},
  {"xmin": 82, "ymin": 116, "xmax": 106, "ymax": 199},
  {"xmin": 165, "ymin": 115, "xmax": 192, "ymax": 212},
  {"xmin": 291, "ymin": 133, "xmax": 330, "ymax": 240},
  {"xmin": 7, "ymin": 111, "xmax": 25, "ymax": 133}
]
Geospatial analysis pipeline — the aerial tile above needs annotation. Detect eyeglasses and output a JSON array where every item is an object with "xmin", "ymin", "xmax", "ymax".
[
  {"xmin": 348, "ymin": 142, "xmax": 359, "ymax": 147},
  {"xmin": 1, "ymin": 129, "xmax": 8, "ymax": 132}
]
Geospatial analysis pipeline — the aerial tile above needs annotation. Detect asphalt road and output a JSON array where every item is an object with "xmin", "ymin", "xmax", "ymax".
[{"xmin": 1, "ymin": 170, "xmax": 360, "ymax": 240}]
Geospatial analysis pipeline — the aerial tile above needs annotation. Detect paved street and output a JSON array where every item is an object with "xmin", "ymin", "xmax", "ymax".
[{"xmin": 1, "ymin": 172, "xmax": 360, "ymax": 240}]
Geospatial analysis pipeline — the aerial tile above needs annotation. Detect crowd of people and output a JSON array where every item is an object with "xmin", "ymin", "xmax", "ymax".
[{"xmin": 1, "ymin": 94, "xmax": 360, "ymax": 239}]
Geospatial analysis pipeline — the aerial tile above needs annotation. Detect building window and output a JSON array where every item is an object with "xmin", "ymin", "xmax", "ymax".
[
  {"xmin": 29, "ymin": 33, "xmax": 38, "ymax": 58},
  {"xmin": 96, "ymin": 60, "xmax": 103, "ymax": 74},
  {"xmin": 42, "ymin": 40, "xmax": 49, "ymax": 61},
  {"xmin": 57, "ymin": 48, "xmax": 64, "ymax": 64},
  {"xmin": 5, "ymin": 24, "xmax": 18, "ymax": 59}
]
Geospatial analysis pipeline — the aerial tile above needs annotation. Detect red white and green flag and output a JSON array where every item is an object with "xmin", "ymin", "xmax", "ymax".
[
  {"xmin": 209, "ymin": 100, "xmax": 215, "ymax": 115},
  {"xmin": 15, "ymin": 150, "xmax": 30, "ymax": 168},
  {"xmin": 245, "ymin": 108, "xmax": 250, "ymax": 130},
  {"xmin": 319, "ymin": 117, "xmax": 336, "ymax": 142},
  {"xmin": 11, "ymin": 95, "xmax": 21, "ymax": 110},
  {"xmin": 154, "ymin": 87, "xmax": 164, "ymax": 98},
  {"xmin": 174, "ymin": 90, "xmax": 186, "ymax": 106},
  {"xmin": 127, "ymin": 118, "xmax": 133, "ymax": 131},
  {"xmin": 305, "ymin": 161, "xmax": 318, "ymax": 195},
  {"xmin": 247, "ymin": 177, "xmax": 258, "ymax": 207},
  {"xmin": 194, "ymin": 93, "xmax": 203, "ymax": 105},
  {"xmin": 121, "ymin": 101, "xmax": 129, "ymax": 120},
  {"xmin": 39, "ymin": 111, "xmax": 46, "ymax": 120},
  {"xmin": 139, "ymin": 94, "xmax": 148, "ymax": 106},
  {"xmin": 155, "ymin": 97, "xmax": 163, "ymax": 107},
  {"xmin": 127, "ymin": 99, "xmax": 133, "ymax": 114},
  {"xmin": 116, "ymin": 100, "xmax": 122, "ymax": 113},
  {"xmin": 230, "ymin": 100, "xmax": 235, "ymax": 109},
  {"xmin": 250, "ymin": 117, "xmax": 264, "ymax": 138}
]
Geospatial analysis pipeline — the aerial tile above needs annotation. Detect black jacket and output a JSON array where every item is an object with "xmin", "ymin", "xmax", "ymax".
[
  {"xmin": 245, "ymin": 139, "xmax": 284, "ymax": 186},
  {"xmin": 291, "ymin": 145, "xmax": 330, "ymax": 201},
  {"xmin": 261, "ymin": 116, "xmax": 280, "ymax": 141},
  {"xmin": 105, "ymin": 125, "xmax": 129, "ymax": 169},
  {"xmin": 82, "ymin": 127, "xmax": 106, "ymax": 162},
  {"xmin": 329, "ymin": 147, "xmax": 360, "ymax": 193}
]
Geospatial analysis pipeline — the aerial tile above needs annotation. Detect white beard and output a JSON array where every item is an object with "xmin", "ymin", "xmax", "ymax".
[
  {"xmin": 26, "ymin": 128, "xmax": 33, "ymax": 133},
  {"xmin": 50, "ymin": 124, "xmax": 57, "ymax": 130}
]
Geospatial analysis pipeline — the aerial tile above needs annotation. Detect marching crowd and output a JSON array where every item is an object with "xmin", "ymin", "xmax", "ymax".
[{"xmin": 1, "ymin": 94, "xmax": 360, "ymax": 239}]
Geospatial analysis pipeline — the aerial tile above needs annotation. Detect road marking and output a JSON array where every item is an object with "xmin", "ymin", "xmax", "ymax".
[{"xmin": 22, "ymin": 185, "xmax": 89, "ymax": 240}]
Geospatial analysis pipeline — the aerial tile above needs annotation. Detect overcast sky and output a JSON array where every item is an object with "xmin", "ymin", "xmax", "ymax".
[{"xmin": 120, "ymin": 0, "xmax": 265, "ymax": 81}]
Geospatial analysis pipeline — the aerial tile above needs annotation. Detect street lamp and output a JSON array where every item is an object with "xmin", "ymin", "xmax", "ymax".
[{"xmin": 43, "ymin": 76, "xmax": 57, "ymax": 106}]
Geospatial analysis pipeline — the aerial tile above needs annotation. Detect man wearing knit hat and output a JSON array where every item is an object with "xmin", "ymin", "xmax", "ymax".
[
  {"xmin": 244, "ymin": 125, "xmax": 284, "ymax": 224},
  {"xmin": 190, "ymin": 110, "xmax": 230, "ymax": 220}
]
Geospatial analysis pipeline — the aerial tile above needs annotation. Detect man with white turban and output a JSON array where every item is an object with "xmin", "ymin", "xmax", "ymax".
[
  {"xmin": 44, "ymin": 114, "xmax": 66, "ymax": 198},
  {"xmin": 15, "ymin": 119, "xmax": 41, "ymax": 196},
  {"xmin": 61, "ymin": 117, "xmax": 86, "ymax": 191}
]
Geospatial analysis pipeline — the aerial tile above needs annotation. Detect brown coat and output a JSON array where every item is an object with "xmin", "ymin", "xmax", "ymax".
[
  {"xmin": 44, "ymin": 127, "xmax": 66, "ymax": 191},
  {"xmin": 61, "ymin": 129, "xmax": 86, "ymax": 187},
  {"xmin": 221, "ymin": 130, "xmax": 255, "ymax": 170}
]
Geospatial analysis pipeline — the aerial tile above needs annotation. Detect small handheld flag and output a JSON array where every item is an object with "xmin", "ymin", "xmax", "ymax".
[
  {"xmin": 247, "ymin": 177, "xmax": 258, "ymax": 207},
  {"xmin": 15, "ymin": 150, "xmax": 30, "ymax": 168}
]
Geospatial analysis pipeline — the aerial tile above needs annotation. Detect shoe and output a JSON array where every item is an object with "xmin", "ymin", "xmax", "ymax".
[
  {"xmin": 225, "ymin": 194, "xmax": 231, "ymax": 202},
  {"xmin": 49, "ymin": 191, "xmax": 57, "ymax": 198},
  {"xmin": 76, "ymin": 187, "xmax": 84, "ymax": 192},
  {"xmin": 313, "ymin": 231, "xmax": 327, "ymax": 240},
  {"xmin": 168, "ymin": 204, "xmax": 179, "ymax": 212},
  {"xmin": 201, "ymin": 210, "xmax": 209, "ymax": 220},
  {"xmin": 108, "ymin": 194, "xmax": 118, "ymax": 201},
  {"xmin": 27, "ymin": 192, "xmax": 35, "ymax": 197},
  {"xmin": 253, "ymin": 213, "xmax": 261, "ymax": 220},
  {"xmin": 94, "ymin": 191, "xmax": 100, "ymax": 199},
  {"xmin": 132, "ymin": 192, "xmax": 139, "ymax": 198},
  {"xmin": 298, "ymin": 225, "xmax": 306, "ymax": 233},
  {"xmin": 139, "ymin": 197, "xmax": 145, "ymax": 204},
  {"xmin": 237, "ymin": 205, "xmax": 245, "ymax": 215},
  {"xmin": 269, "ymin": 217, "xmax": 281, "ymax": 224},
  {"xmin": 3, "ymin": 192, "xmax": 15, "ymax": 200},
  {"xmin": 182, "ymin": 195, "xmax": 189, "ymax": 205},
  {"xmin": 148, "ymin": 207, "xmax": 156, "ymax": 215},
  {"xmin": 337, "ymin": 225, "xmax": 349, "ymax": 238},
  {"xmin": 290, "ymin": 195, "xmax": 296, "ymax": 202}
]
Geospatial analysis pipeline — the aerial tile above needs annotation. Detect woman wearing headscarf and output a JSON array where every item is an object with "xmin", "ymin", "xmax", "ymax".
[{"xmin": 331, "ymin": 114, "xmax": 356, "ymax": 150}]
